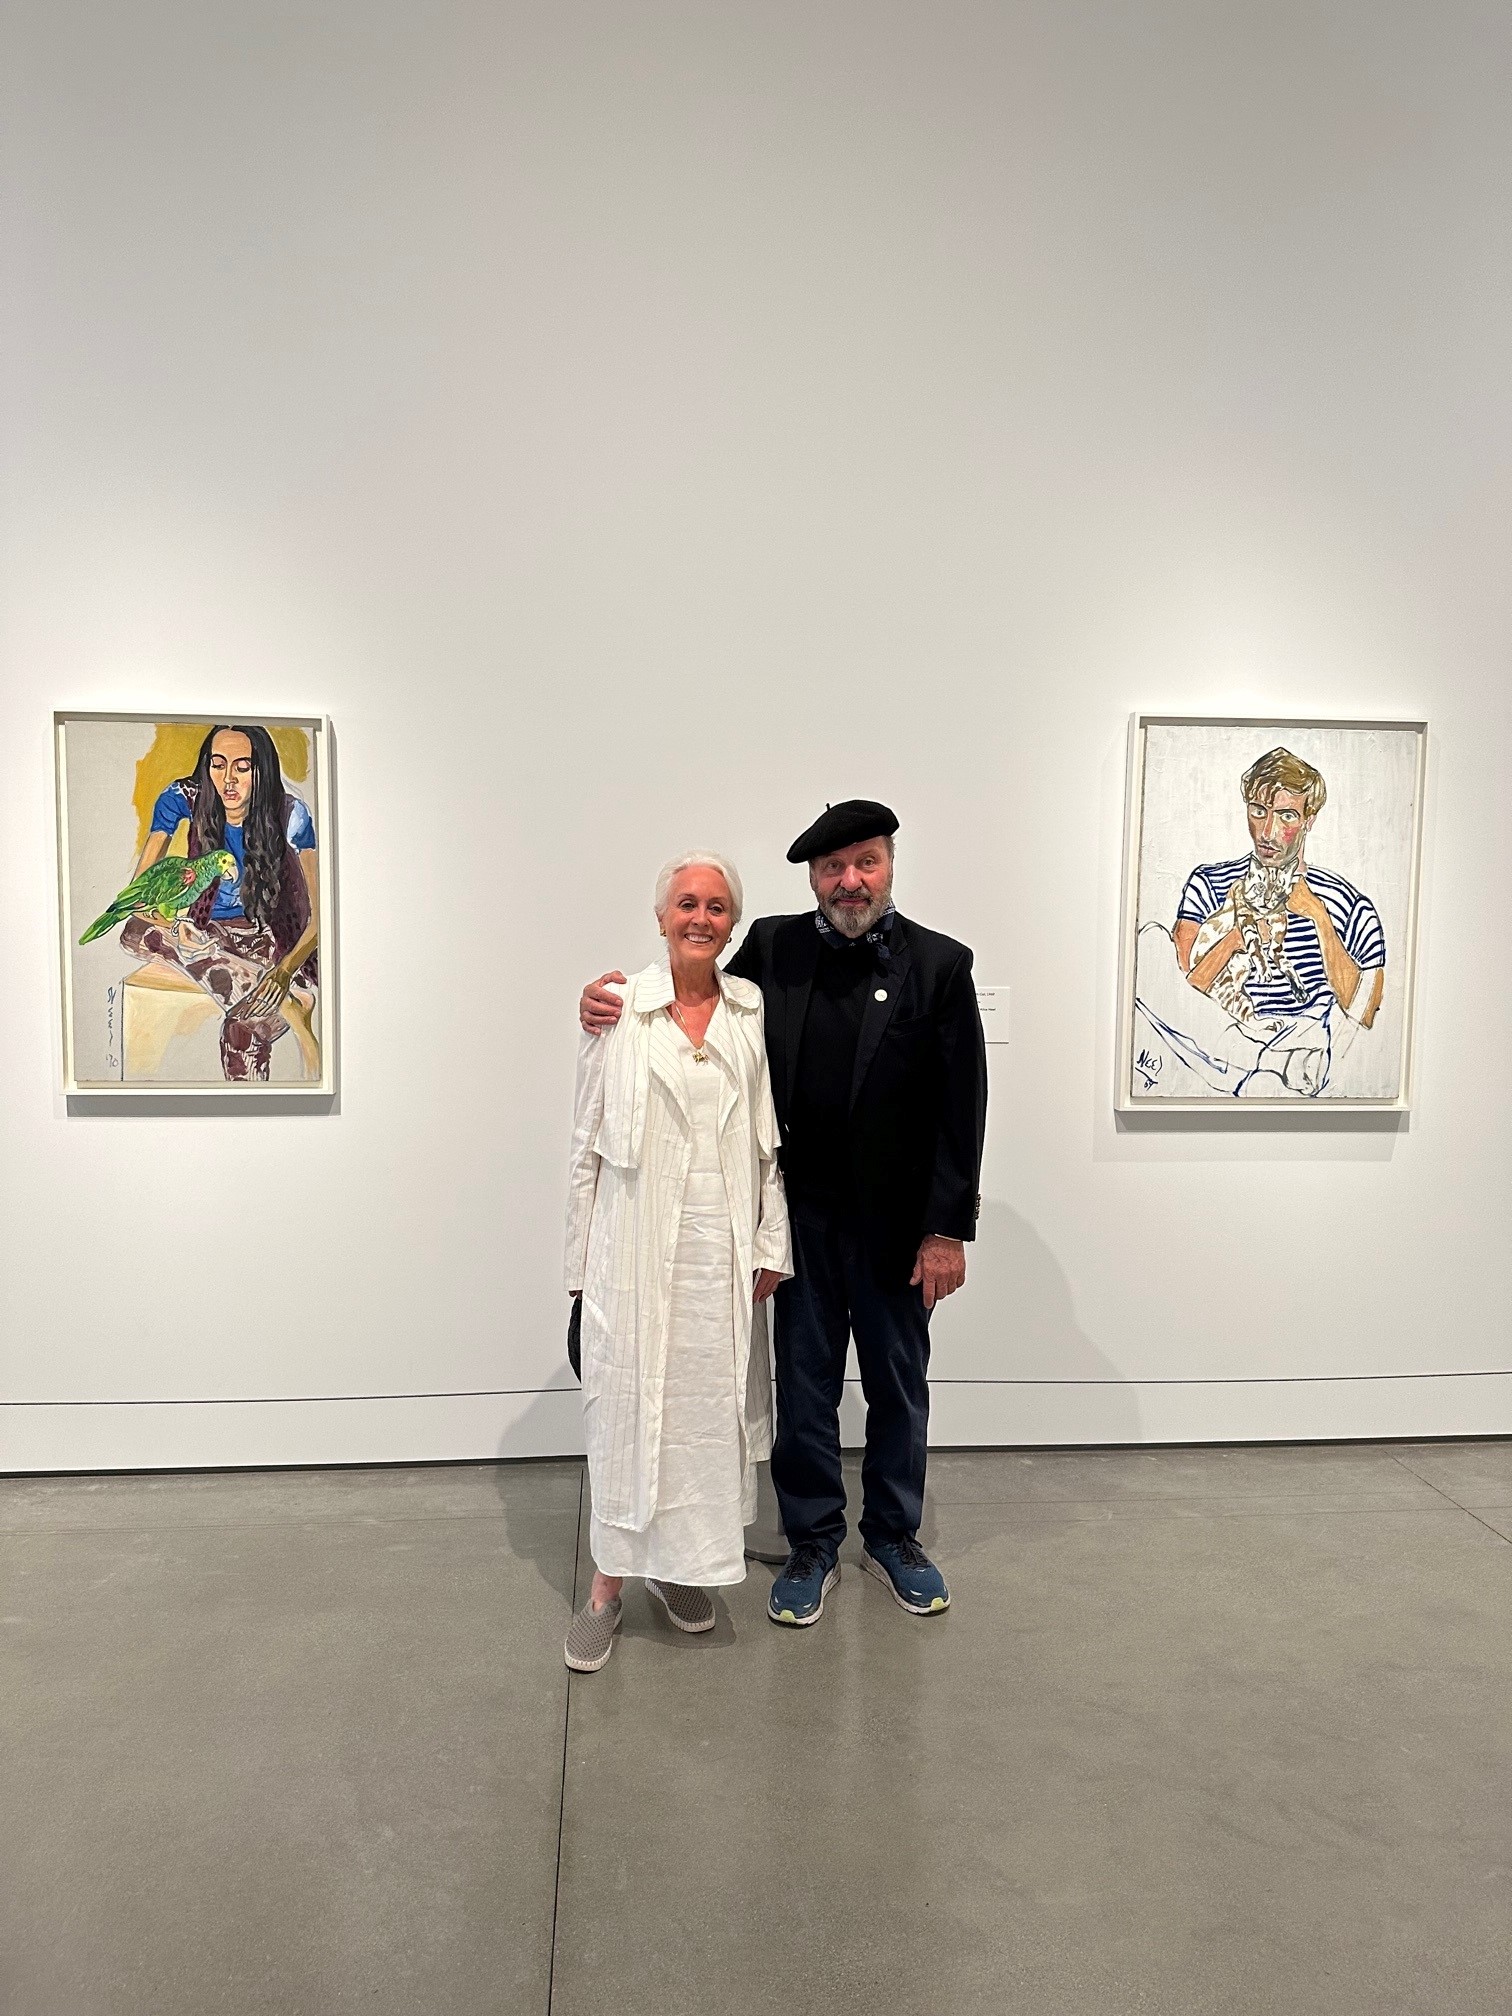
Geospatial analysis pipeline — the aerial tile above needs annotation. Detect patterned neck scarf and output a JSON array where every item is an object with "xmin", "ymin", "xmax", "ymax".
[{"xmin": 814, "ymin": 902, "xmax": 896, "ymax": 964}]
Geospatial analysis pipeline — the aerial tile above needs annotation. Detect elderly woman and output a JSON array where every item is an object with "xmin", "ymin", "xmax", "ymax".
[{"xmin": 563, "ymin": 851, "xmax": 791, "ymax": 1671}]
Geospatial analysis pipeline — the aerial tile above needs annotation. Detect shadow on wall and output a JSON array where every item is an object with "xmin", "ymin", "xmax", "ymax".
[{"xmin": 906, "ymin": 1198, "xmax": 1142, "ymax": 1445}]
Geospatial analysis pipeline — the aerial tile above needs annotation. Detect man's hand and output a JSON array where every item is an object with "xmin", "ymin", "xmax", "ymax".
[
  {"xmin": 910, "ymin": 1235, "xmax": 966, "ymax": 1310},
  {"xmin": 580, "ymin": 972, "xmax": 628, "ymax": 1034},
  {"xmin": 752, "ymin": 1269, "xmax": 782, "ymax": 1305}
]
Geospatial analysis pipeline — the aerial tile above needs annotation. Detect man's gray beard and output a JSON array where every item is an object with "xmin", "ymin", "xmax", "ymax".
[{"xmin": 818, "ymin": 888, "xmax": 892, "ymax": 938}]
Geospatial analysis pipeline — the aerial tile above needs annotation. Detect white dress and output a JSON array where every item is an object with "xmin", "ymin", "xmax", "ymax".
[{"xmin": 589, "ymin": 1028, "xmax": 754, "ymax": 1587}]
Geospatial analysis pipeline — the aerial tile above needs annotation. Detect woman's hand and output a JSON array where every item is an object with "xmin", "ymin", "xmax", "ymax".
[
  {"xmin": 752, "ymin": 1269, "xmax": 782, "ymax": 1305},
  {"xmin": 241, "ymin": 961, "xmax": 293, "ymax": 1021}
]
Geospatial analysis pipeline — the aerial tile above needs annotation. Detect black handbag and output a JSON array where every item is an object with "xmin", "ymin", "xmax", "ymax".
[{"xmin": 567, "ymin": 1294, "xmax": 582, "ymax": 1380}]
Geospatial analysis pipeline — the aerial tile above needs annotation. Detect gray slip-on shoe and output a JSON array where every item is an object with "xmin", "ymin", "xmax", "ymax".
[
  {"xmin": 564, "ymin": 1595, "xmax": 623, "ymax": 1672},
  {"xmin": 645, "ymin": 1579, "xmax": 716, "ymax": 1633}
]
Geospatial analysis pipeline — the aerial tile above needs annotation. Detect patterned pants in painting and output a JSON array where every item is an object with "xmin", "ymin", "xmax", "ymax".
[{"xmin": 119, "ymin": 915, "xmax": 313, "ymax": 1082}]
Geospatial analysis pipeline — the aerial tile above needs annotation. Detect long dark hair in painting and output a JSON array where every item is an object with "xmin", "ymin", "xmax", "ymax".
[{"xmin": 187, "ymin": 724, "xmax": 287, "ymax": 931}]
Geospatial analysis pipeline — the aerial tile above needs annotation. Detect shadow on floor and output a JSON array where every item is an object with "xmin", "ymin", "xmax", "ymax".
[{"xmin": 489, "ymin": 1391, "xmax": 585, "ymax": 1608}]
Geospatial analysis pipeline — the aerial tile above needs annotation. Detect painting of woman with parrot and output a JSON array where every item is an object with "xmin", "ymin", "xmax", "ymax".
[{"xmin": 79, "ymin": 723, "xmax": 322, "ymax": 1083}]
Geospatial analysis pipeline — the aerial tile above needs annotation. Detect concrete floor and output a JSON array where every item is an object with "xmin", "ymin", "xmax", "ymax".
[{"xmin": 3, "ymin": 1443, "xmax": 1510, "ymax": 2016}]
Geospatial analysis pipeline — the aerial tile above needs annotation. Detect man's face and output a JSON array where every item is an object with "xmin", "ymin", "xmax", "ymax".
[
  {"xmin": 1245, "ymin": 786, "xmax": 1312, "ymax": 870},
  {"xmin": 809, "ymin": 836, "xmax": 894, "ymax": 938}
]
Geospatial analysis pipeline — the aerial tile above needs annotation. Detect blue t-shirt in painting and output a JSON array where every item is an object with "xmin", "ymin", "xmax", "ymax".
[
  {"xmin": 1176, "ymin": 855, "xmax": 1386, "ymax": 1018},
  {"xmin": 149, "ymin": 784, "xmax": 316, "ymax": 920}
]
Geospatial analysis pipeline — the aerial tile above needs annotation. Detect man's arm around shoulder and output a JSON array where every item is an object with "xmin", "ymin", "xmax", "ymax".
[{"xmin": 580, "ymin": 970, "xmax": 629, "ymax": 1032}]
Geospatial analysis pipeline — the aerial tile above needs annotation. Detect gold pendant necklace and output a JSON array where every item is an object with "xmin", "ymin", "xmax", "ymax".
[{"xmin": 667, "ymin": 1000, "xmax": 709, "ymax": 1062}]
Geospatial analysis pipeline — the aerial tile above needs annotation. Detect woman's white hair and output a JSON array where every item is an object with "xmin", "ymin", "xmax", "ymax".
[{"xmin": 654, "ymin": 850, "xmax": 744, "ymax": 927}]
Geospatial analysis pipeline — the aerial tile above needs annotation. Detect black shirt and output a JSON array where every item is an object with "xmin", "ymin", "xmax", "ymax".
[
  {"xmin": 724, "ymin": 908, "xmax": 988, "ymax": 1284},
  {"xmin": 783, "ymin": 935, "xmax": 875, "ymax": 1208}
]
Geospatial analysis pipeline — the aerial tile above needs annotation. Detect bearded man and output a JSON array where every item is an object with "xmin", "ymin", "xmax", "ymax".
[{"xmin": 579, "ymin": 800, "xmax": 988, "ymax": 1627}]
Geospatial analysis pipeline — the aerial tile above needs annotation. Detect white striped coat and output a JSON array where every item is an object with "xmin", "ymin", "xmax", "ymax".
[{"xmin": 564, "ymin": 960, "xmax": 792, "ymax": 1534}]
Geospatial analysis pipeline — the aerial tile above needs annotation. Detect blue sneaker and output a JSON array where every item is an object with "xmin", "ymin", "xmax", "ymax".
[
  {"xmin": 768, "ymin": 1542, "xmax": 840, "ymax": 1627},
  {"xmin": 861, "ymin": 1537, "xmax": 950, "ymax": 1615}
]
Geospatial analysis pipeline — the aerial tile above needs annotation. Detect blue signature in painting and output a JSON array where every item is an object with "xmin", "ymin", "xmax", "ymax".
[{"xmin": 1134, "ymin": 1045, "xmax": 1163, "ymax": 1090}]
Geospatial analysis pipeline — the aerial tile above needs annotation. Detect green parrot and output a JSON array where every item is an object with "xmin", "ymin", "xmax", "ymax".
[{"xmin": 78, "ymin": 849, "xmax": 238, "ymax": 944}]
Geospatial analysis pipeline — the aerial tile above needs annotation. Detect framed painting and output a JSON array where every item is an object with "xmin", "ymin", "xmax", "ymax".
[
  {"xmin": 1116, "ymin": 715, "xmax": 1426, "ymax": 1112},
  {"xmin": 55, "ymin": 712, "xmax": 334, "ymax": 1095}
]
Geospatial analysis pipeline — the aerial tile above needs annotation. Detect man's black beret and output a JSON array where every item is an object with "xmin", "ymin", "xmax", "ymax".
[{"xmin": 786, "ymin": 799, "xmax": 899, "ymax": 864}]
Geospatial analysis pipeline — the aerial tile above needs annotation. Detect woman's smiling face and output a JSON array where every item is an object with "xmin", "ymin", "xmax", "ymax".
[
  {"xmin": 208, "ymin": 730, "xmax": 255, "ymax": 821},
  {"xmin": 661, "ymin": 866, "xmax": 735, "ymax": 966}
]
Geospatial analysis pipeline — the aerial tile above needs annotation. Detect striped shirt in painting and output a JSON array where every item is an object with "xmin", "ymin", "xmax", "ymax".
[{"xmin": 1177, "ymin": 857, "xmax": 1386, "ymax": 1018}]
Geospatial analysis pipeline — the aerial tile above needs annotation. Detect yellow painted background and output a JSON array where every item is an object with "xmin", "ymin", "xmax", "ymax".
[{"xmin": 131, "ymin": 724, "xmax": 312, "ymax": 853}]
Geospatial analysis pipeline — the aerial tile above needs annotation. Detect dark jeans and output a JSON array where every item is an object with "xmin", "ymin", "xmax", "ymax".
[{"xmin": 771, "ymin": 1198, "xmax": 932, "ymax": 1558}]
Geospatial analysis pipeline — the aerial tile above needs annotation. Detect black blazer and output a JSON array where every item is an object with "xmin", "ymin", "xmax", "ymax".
[{"xmin": 725, "ymin": 911, "xmax": 988, "ymax": 1286}]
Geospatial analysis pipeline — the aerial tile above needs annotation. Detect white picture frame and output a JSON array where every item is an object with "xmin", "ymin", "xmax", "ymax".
[
  {"xmin": 55, "ymin": 711, "xmax": 336, "ymax": 1097},
  {"xmin": 1115, "ymin": 714, "xmax": 1427, "ymax": 1114}
]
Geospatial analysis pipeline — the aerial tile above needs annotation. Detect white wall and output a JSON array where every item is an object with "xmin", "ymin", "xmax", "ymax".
[{"xmin": 3, "ymin": 1, "xmax": 1508, "ymax": 1472}]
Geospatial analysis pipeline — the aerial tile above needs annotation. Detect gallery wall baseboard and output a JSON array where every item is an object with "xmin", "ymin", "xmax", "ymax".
[
  {"xmin": 923, "ymin": 1374, "xmax": 1512, "ymax": 1449},
  {"xmin": 3, "ymin": 1373, "xmax": 1507, "ymax": 1474},
  {"xmin": 0, "ymin": 1389, "xmax": 587, "ymax": 1474}
]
